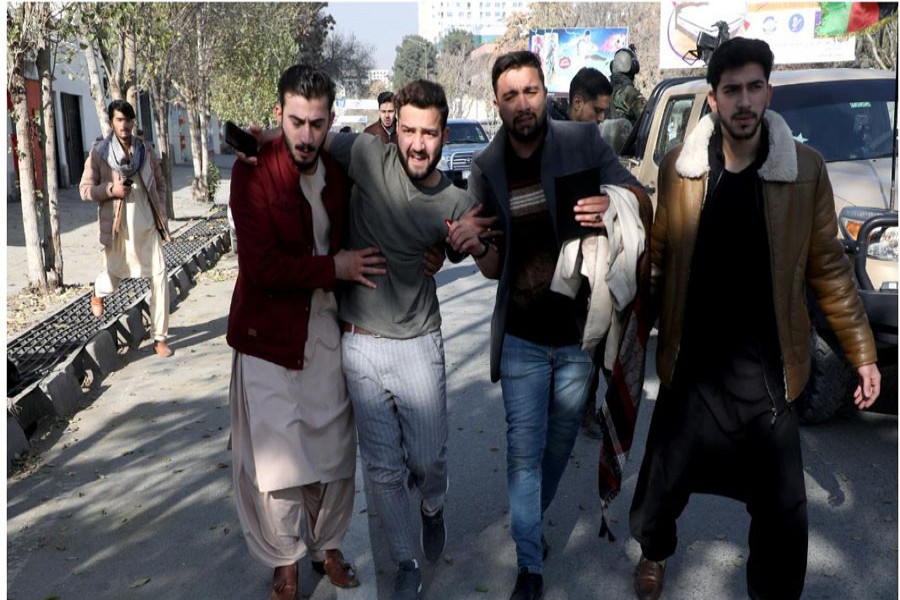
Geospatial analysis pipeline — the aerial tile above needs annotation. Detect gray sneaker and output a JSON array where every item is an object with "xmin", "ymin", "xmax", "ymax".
[
  {"xmin": 393, "ymin": 559, "xmax": 422, "ymax": 600},
  {"xmin": 420, "ymin": 502, "xmax": 446, "ymax": 562}
]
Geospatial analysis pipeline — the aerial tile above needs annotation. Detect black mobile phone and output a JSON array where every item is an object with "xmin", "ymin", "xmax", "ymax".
[
  {"xmin": 224, "ymin": 121, "xmax": 258, "ymax": 157},
  {"xmin": 123, "ymin": 178, "xmax": 134, "ymax": 187}
]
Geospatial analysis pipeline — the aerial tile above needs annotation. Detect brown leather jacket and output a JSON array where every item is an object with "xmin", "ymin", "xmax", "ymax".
[
  {"xmin": 80, "ymin": 136, "xmax": 169, "ymax": 248},
  {"xmin": 652, "ymin": 111, "xmax": 876, "ymax": 399},
  {"xmin": 362, "ymin": 121, "xmax": 397, "ymax": 144}
]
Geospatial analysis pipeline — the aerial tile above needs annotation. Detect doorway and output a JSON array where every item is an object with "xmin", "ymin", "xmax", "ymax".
[{"xmin": 60, "ymin": 92, "xmax": 84, "ymax": 188}]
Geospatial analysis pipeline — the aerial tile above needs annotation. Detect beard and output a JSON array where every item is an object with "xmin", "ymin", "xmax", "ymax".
[
  {"xmin": 720, "ymin": 110, "xmax": 763, "ymax": 141},
  {"xmin": 284, "ymin": 135, "xmax": 320, "ymax": 172},
  {"xmin": 503, "ymin": 109, "xmax": 546, "ymax": 144},
  {"xmin": 399, "ymin": 147, "xmax": 441, "ymax": 181}
]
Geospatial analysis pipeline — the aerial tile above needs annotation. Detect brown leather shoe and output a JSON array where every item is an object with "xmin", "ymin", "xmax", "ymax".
[
  {"xmin": 634, "ymin": 556, "xmax": 666, "ymax": 600},
  {"xmin": 311, "ymin": 549, "xmax": 360, "ymax": 588},
  {"xmin": 90, "ymin": 295, "xmax": 104, "ymax": 318},
  {"xmin": 270, "ymin": 563, "xmax": 298, "ymax": 600},
  {"xmin": 153, "ymin": 341, "xmax": 174, "ymax": 358}
]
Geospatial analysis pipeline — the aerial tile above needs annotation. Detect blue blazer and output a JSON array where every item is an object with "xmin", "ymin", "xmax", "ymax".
[{"xmin": 468, "ymin": 118, "xmax": 643, "ymax": 382}]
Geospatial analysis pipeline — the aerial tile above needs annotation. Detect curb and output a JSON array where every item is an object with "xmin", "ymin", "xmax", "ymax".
[{"xmin": 7, "ymin": 232, "xmax": 232, "ymax": 475}]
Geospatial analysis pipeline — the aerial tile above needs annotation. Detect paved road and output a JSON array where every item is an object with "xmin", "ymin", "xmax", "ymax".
[{"xmin": 7, "ymin": 250, "xmax": 897, "ymax": 599}]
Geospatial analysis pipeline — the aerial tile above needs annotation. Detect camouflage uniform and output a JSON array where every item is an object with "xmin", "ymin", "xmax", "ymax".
[{"xmin": 610, "ymin": 73, "xmax": 647, "ymax": 126}]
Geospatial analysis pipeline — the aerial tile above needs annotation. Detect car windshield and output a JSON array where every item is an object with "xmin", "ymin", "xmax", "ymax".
[
  {"xmin": 770, "ymin": 78, "xmax": 896, "ymax": 162},
  {"xmin": 447, "ymin": 122, "xmax": 488, "ymax": 144}
]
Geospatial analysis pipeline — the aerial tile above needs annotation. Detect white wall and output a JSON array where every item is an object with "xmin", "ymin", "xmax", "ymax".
[{"xmin": 52, "ymin": 45, "xmax": 102, "ymax": 187}]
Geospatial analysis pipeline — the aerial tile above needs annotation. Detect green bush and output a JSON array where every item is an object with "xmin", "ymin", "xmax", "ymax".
[{"xmin": 207, "ymin": 162, "xmax": 220, "ymax": 203}]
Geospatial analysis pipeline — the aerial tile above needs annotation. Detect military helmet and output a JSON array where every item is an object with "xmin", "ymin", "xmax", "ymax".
[{"xmin": 610, "ymin": 47, "xmax": 640, "ymax": 77}]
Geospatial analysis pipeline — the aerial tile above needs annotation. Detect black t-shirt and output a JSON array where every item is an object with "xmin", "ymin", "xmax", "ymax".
[
  {"xmin": 680, "ymin": 130, "xmax": 781, "ymax": 399},
  {"xmin": 503, "ymin": 140, "xmax": 582, "ymax": 347}
]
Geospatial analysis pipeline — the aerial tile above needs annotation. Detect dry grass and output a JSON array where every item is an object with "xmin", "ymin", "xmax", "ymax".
[{"xmin": 7, "ymin": 284, "xmax": 92, "ymax": 337}]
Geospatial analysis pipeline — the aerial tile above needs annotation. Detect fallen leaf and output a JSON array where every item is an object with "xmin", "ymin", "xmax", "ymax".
[{"xmin": 129, "ymin": 577, "xmax": 151, "ymax": 588}]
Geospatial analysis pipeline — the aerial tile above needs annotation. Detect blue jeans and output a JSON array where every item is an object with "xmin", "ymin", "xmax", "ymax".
[{"xmin": 500, "ymin": 334, "xmax": 595, "ymax": 573}]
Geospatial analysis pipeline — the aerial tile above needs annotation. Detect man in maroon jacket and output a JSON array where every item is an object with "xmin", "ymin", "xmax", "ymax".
[
  {"xmin": 227, "ymin": 64, "xmax": 386, "ymax": 600},
  {"xmin": 363, "ymin": 90, "xmax": 397, "ymax": 144}
]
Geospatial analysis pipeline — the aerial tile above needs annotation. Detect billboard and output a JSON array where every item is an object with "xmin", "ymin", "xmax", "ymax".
[
  {"xmin": 530, "ymin": 27, "xmax": 629, "ymax": 94},
  {"xmin": 659, "ymin": 1, "xmax": 856, "ymax": 69}
]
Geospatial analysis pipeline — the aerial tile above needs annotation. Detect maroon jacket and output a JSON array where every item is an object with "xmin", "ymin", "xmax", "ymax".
[
  {"xmin": 363, "ymin": 121, "xmax": 397, "ymax": 144},
  {"xmin": 227, "ymin": 137, "xmax": 348, "ymax": 369}
]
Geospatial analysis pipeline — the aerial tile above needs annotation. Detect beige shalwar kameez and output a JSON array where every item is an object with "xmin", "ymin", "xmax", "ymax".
[
  {"xmin": 94, "ymin": 176, "xmax": 169, "ymax": 341},
  {"xmin": 229, "ymin": 160, "xmax": 357, "ymax": 568}
]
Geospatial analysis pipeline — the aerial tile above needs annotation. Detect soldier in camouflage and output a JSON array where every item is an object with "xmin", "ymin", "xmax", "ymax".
[{"xmin": 610, "ymin": 45, "xmax": 647, "ymax": 126}]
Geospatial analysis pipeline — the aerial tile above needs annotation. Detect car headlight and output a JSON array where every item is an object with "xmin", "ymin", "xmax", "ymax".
[
  {"xmin": 867, "ymin": 225, "xmax": 898, "ymax": 261},
  {"xmin": 838, "ymin": 207, "xmax": 898, "ymax": 261},
  {"xmin": 438, "ymin": 155, "xmax": 450, "ymax": 171}
]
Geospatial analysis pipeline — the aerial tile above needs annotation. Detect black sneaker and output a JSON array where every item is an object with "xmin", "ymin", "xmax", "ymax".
[
  {"xmin": 420, "ymin": 502, "xmax": 446, "ymax": 562},
  {"xmin": 510, "ymin": 568, "xmax": 544, "ymax": 600},
  {"xmin": 393, "ymin": 559, "xmax": 422, "ymax": 600}
]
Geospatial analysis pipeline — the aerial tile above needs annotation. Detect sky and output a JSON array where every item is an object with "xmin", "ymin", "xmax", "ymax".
[{"xmin": 325, "ymin": 2, "xmax": 420, "ymax": 70}]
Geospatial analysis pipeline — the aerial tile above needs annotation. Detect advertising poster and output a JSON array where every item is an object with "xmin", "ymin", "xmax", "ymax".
[
  {"xmin": 658, "ymin": 1, "xmax": 856, "ymax": 69},
  {"xmin": 530, "ymin": 27, "xmax": 629, "ymax": 93}
]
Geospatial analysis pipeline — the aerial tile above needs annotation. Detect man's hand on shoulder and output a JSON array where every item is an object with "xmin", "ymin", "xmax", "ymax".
[
  {"xmin": 334, "ymin": 247, "xmax": 387, "ymax": 289},
  {"xmin": 235, "ymin": 125, "xmax": 281, "ymax": 165}
]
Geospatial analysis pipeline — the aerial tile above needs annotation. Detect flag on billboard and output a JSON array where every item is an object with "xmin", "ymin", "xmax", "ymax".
[{"xmin": 815, "ymin": 2, "xmax": 898, "ymax": 37}]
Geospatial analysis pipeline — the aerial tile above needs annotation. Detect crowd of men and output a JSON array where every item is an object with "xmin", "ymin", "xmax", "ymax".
[{"xmin": 83, "ymin": 37, "xmax": 881, "ymax": 600}]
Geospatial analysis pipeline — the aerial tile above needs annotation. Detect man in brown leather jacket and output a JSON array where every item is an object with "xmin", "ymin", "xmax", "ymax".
[
  {"xmin": 629, "ymin": 38, "xmax": 881, "ymax": 600},
  {"xmin": 363, "ymin": 90, "xmax": 397, "ymax": 144}
]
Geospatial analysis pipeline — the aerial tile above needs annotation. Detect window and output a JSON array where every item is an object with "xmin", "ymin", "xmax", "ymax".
[
  {"xmin": 654, "ymin": 96, "xmax": 695, "ymax": 163},
  {"xmin": 447, "ymin": 121, "xmax": 489, "ymax": 144},
  {"xmin": 771, "ymin": 79, "xmax": 895, "ymax": 162}
]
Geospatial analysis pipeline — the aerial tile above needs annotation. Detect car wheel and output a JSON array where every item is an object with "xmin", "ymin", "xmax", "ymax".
[{"xmin": 798, "ymin": 328, "xmax": 857, "ymax": 424}]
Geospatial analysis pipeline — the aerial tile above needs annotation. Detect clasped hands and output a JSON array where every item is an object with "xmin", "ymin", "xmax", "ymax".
[{"xmin": 445, "ymin": 193, "xmax": 611, "ymax": 256}]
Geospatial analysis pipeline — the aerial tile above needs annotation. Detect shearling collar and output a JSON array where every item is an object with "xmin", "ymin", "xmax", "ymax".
[{"xmin": 675, "ymin": 110, "xmax": 798, "ymax": 182}]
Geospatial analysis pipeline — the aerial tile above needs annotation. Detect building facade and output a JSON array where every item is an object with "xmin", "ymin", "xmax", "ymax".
[{"xmin": 417, "ymin": 0, "xmax": 533, "ymax": 43}]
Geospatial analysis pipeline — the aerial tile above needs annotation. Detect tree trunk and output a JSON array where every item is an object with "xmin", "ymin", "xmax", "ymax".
[
  {"xmin": 198, "ymin": 96, "xmax": 211, "ymax": 203},
  {"xmin": 83, "ymin": 41, "xmax": 110, "ymax": 138},
  {"xmin": 9, "ymin": 63, "xmax": 49, "ymax": 292},
  {"xmin": 37, "ymin": 45, "xmax": 63, "ymax": 288},
  {"xmin": 186, "ymin": 98, "xmax": 206, "ymax": 203},
  {"xmin": 150, "ymin": 76, "xmax": 175, "ymax": 219},
  {"xmin": 97, "ymin": 32, "xmax": 125, "ymax": 101},
  {"xmin": 124, "ymin": 24, "xmax": 137, "ymax": 110}
]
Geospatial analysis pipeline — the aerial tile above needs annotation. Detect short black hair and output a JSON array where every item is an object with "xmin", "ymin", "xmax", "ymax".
[
  {"xmin": 277, "ymin": 64, "xmax": 336, "ymax": 110},
  {"xmin": 377, "ymin": 91, "xmax": 394, "ymax": 106},
  {"xmin": 394, "ymin": 79, "xmax": 449, "ymax": 129},
  {"xmin": 706, "ymin": 37, "xmax": 774, "ymax": 91},
  {"xmin": 491, "ymin": 51, "xmax": 545, "ymax": 94},
  {"xmin": 568, "ymin": 67, "xmax": 612, "ymax": 105},
  {"xmin": 107, "ymin": 99, "xmax": 136, "ymax": 121}
]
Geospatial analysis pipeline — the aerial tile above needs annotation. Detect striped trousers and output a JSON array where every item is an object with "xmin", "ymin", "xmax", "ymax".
[{"xmin": 341, "ymin": 329, "xmax": 449, "ymax": 564}]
